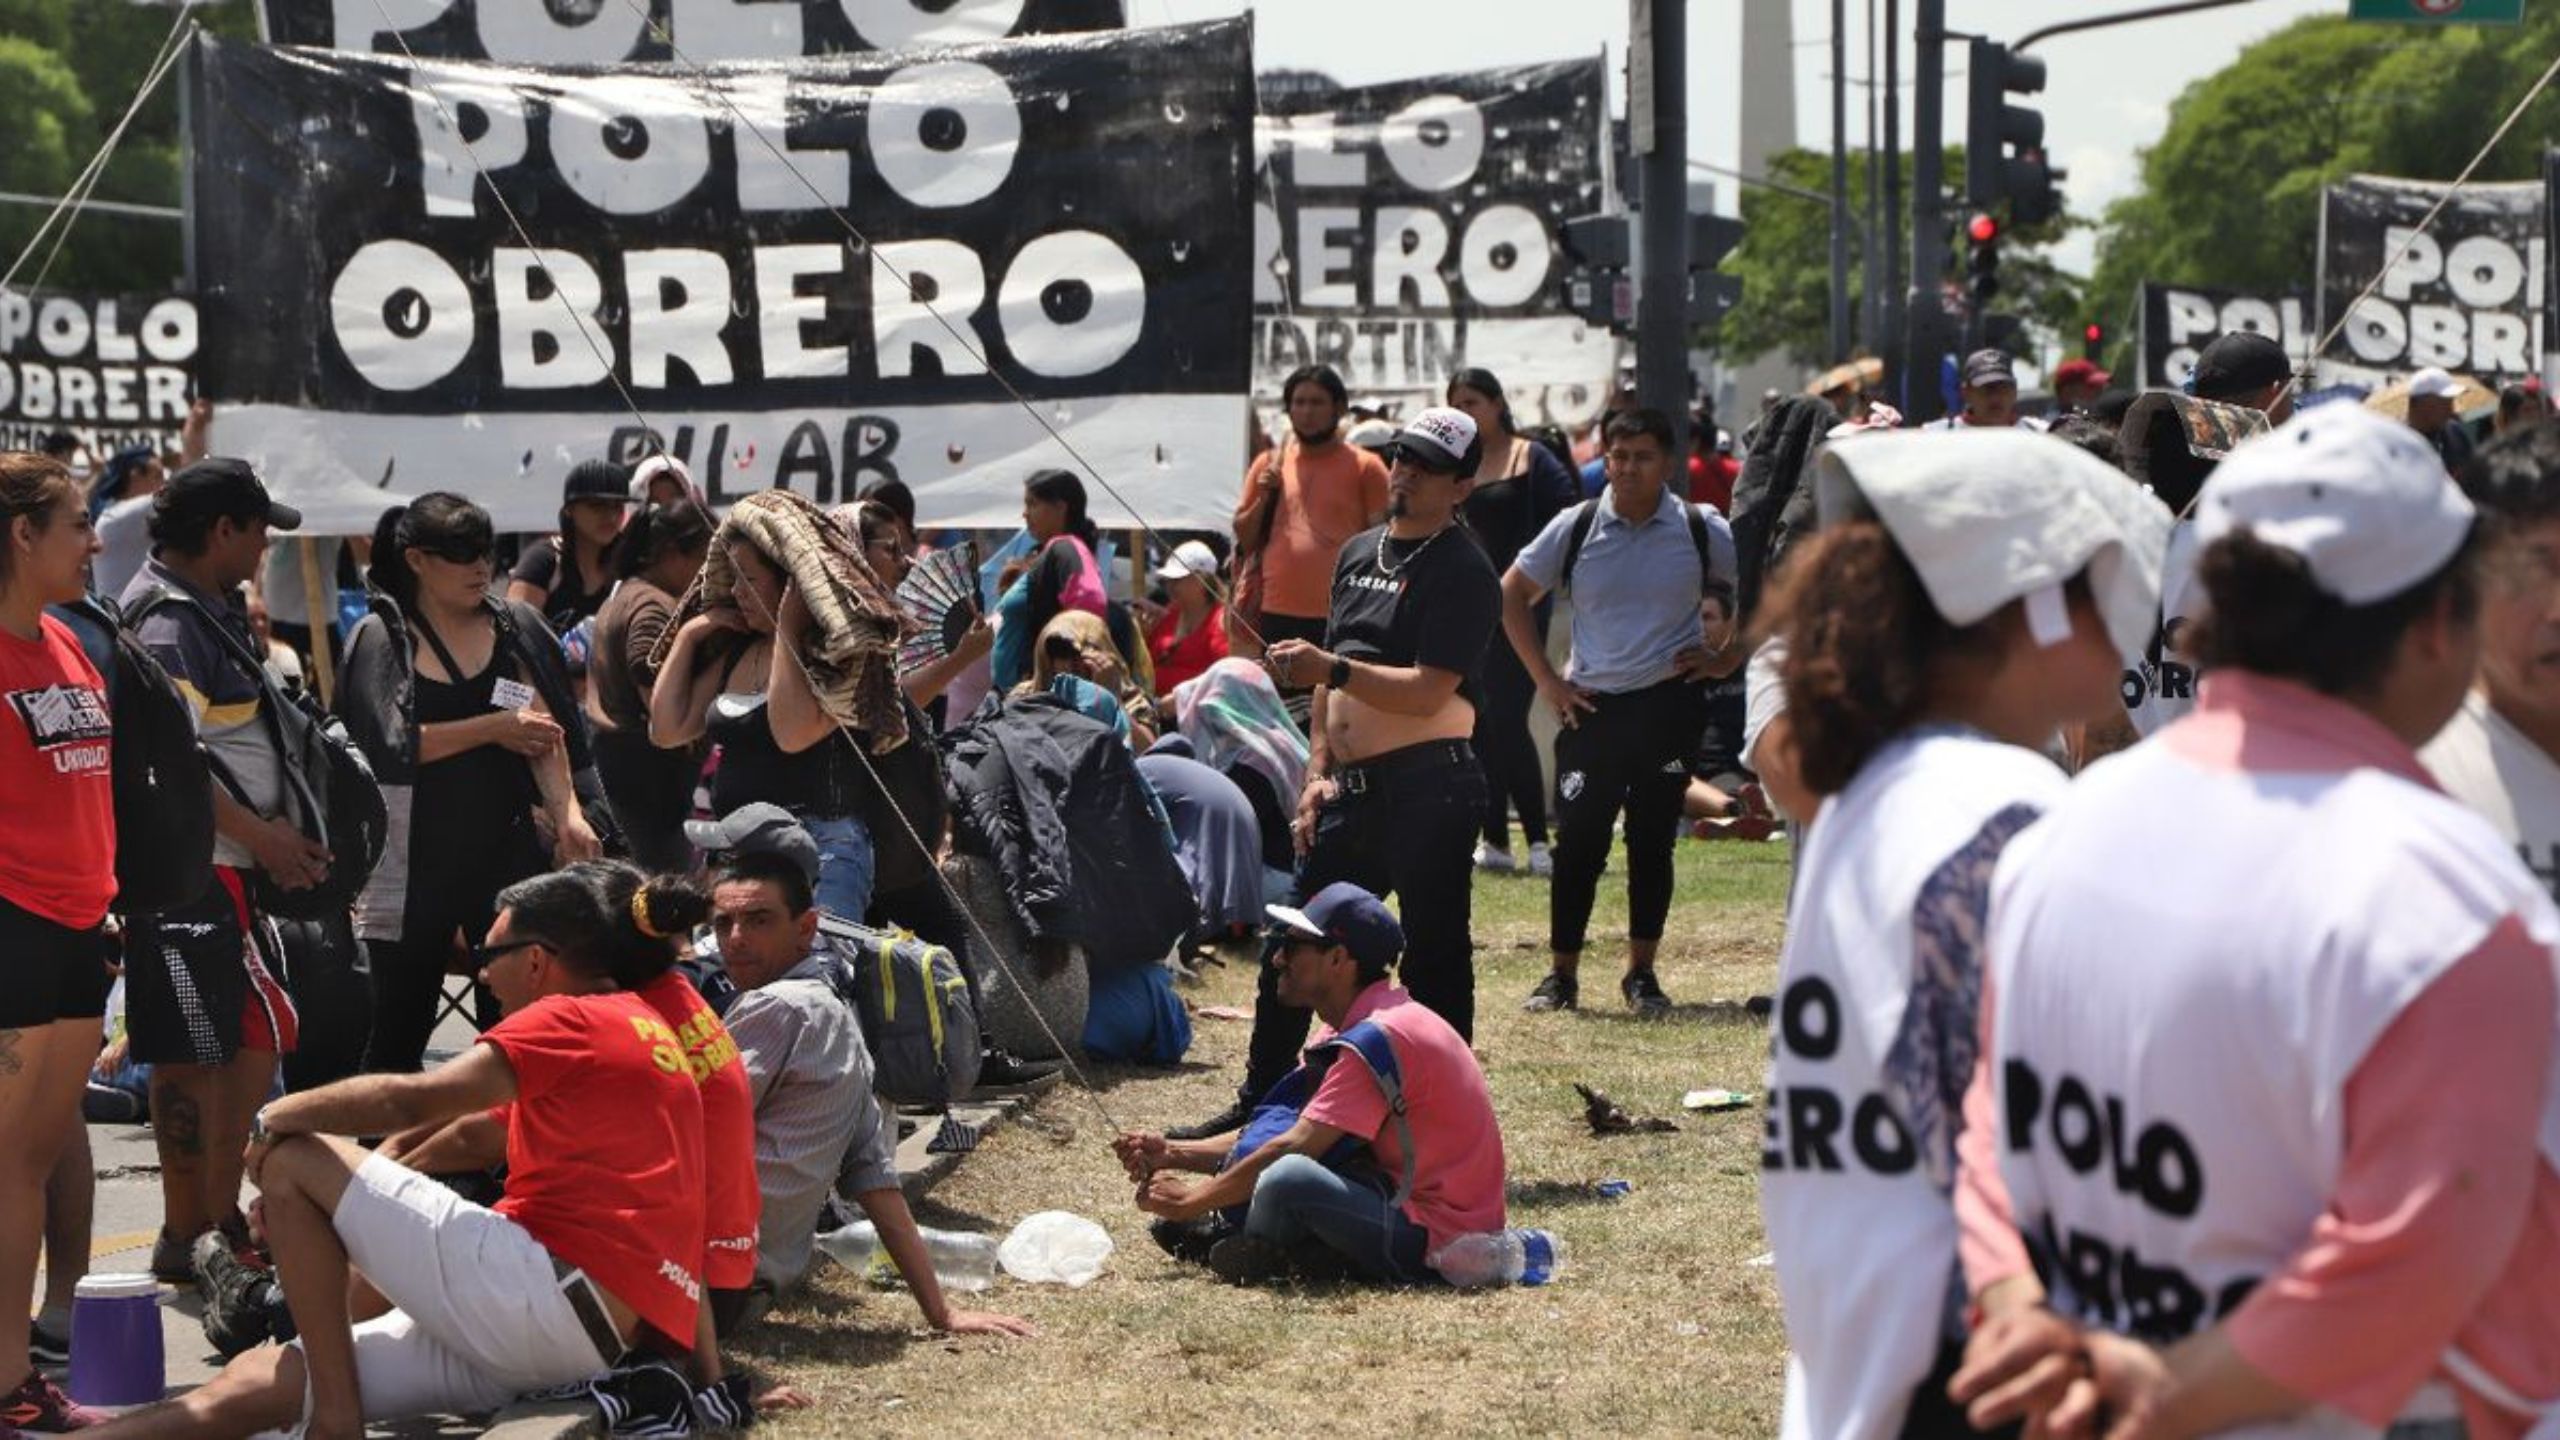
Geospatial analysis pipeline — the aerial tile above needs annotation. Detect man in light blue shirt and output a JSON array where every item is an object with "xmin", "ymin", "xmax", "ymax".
[{"xmin": 1499, "ymin": 409, "xmax": 1739, "ymax": 1016}]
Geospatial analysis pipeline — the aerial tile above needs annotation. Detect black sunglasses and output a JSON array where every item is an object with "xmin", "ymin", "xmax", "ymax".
[
  {"xmin": 475, "ymin": 936, "xmax": 547, "ymax": 968},
  {"xmin": 413, "ymin": 540, "xmax": 493, "ymax": 566}
]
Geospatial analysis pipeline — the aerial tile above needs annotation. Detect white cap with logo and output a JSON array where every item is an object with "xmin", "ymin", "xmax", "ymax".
[
  {"xmin": 1155, "ymin": 539, "xmax": 1220, "ymax": 581},
  {"xmin": 1391, "ymin": 406, "xmax": 1480, "ymax": 473},
  {"xmin": 2195, "ymin": 402, "xmax": 2475, "ymax": 605}
]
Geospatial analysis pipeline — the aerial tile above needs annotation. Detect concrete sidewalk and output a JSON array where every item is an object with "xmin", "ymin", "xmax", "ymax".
[{"xmin": 84, "ymin": 1095, "xmax": 1030, "ymax": 1439}]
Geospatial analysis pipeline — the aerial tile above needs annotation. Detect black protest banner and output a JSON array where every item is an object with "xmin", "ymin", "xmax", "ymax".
[
  {"xmin": 1255, "ymin": 59, "xmax": 1610, "ymax": 425},
  {"xmin": 2134, "ymin": 282, "xmax": 2311, "ymax": 390},
  {"xmin": 0, "ymin": 289, "xmax": 198, "ymax": 455},
  {"xmin": 2319, "ymin": 175, "xmax": 2546, "ymax": 382},
  {"xmin": 257, "ymin": 0, "xmax": 1123, "ymax": 64},
  {"xmin": 187, "ymin": 21, "xmax": 1252, "ymax": 534}
]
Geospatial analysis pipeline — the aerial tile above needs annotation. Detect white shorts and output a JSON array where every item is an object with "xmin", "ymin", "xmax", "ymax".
[{"xmin": 278, "ymin": 1152, "xmax": 621, "ymax": 1428}]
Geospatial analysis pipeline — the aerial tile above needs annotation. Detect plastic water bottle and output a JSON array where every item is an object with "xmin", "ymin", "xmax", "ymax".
[
  {"xmin": 1427, "ymin": 1228, "xmax": 1569, "ymax": 1289},
  {"xmin": 813, "ymin": 1220, "xmax": 1001, "ymax": 1293}
]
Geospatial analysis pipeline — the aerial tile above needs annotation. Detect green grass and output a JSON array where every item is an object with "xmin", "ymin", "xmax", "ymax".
[{"xmin": 737, "ymin": 834, "xmax": 1796, "ymax": 1437}]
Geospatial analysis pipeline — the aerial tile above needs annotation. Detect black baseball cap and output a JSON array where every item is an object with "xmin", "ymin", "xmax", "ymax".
[
  {"xmin": 159, "ymin": 457, "xmax": 302, "ymax": 532},
  {"xmin": 1961, "ymin": 349, "xmax": 2017, "ymax": 388},
  {"xmin": 686, "ymin": 802, "xmax": 821, "ymax": 886},
  {"xmin": 2191, "ymin": 331, "xmax": 2290, "ymax": 402}
]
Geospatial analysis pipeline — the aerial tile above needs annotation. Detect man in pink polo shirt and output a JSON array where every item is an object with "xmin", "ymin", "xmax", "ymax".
[{"xmin": 1113, "ymin": 882, "xmax": 1505, "ymax": 1285}]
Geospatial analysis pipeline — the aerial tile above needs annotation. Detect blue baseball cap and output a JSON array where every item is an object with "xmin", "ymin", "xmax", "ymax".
[{"xmin": 1266, "ymin": 882, "xmax": 1403, "ymax": 974}]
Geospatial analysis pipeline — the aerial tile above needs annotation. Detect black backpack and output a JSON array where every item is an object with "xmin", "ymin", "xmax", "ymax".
[
  {"xmin": 124, "ymin": 587, "xmax": 387, "ymax": 922},
  {"xmin": 90, "ymin": 605, "xmax": 219, "ymax": 915}
]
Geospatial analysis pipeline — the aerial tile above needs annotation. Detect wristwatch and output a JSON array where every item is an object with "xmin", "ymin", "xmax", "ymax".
[
  {"xmin": 248, "ymin": 1107, "xmax": 274, "ymax": 1146},
  {"xmin": 1328, "ymin": 656, "xmax": 1352, "ymax": 690}
]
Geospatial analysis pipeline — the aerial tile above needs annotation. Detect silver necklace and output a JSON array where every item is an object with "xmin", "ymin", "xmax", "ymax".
[{"xmin": 1373, "ymin": 521, "xmax": 1453, "ymax": 578}]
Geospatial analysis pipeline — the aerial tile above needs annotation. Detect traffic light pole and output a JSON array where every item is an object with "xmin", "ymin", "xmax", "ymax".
[
  {"xmin": 1829, "ymin": 0, "xmax": 1851, "ymax": 366},
  {"xmin": 1906, "ymin": 0, "xmax": 1948, "ymax": 423},
  {"xmin": 1636, "ymin": 0, "xmax": 1690, "ymax": 460}
]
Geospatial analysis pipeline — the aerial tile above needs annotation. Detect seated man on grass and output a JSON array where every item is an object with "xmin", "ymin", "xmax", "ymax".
[
  {"xmin": 693, "ymin": 823, "xmax": 1034, "ymax": 1340},
  {"xmin": 1114, "ymin": 883, "xmax": 1507, "ymax": 1285},
  {"xmin": 82, "ymin": 867, "xmax": 709, "ymax": 1440}
]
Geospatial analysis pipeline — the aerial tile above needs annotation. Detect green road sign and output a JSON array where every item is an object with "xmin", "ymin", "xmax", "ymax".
[{"xmin": 2350, "ymin": 0, "xmax": 2525, "ymax": 23}]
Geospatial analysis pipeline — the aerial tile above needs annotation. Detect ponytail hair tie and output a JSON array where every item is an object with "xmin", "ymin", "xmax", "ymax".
[{"xmin": 630, "ymin": 887, "xmax": 669, "ymax": 939}]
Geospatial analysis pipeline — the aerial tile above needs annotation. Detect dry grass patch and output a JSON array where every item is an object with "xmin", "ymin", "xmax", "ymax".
[{"xmin": 736, "ymin": 836, "xmax": 1796, "ymax": 1437}]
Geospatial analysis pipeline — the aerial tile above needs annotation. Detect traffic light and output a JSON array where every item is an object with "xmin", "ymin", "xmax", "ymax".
[
  {"xmin": 2083, "ymin": 322, "xmax": 2106, "ymax": 362},
  {"xmin": 1966, "ymin": 39, "xmax": 2066, "ymax": 225},
  {"xmin": 1966, "ymin": 213, "xmax": 2001, "ymax": 306},
  {"xmin": 1560, "ymin": 212, "xmax": 1633, "ymax": 331}
]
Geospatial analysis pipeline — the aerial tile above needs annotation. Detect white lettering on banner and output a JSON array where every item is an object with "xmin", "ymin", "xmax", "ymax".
[
  {"xmin": 1370, "ymin": 206, "xmax": 1453, "ymax": 310},
  {"xmin": 624, "ymin": 249, "xmax": 735, "ymax": 387},
  {"xmin": 1376, "ymin": 95, "xmax": 1484, "ymax": 193},
  {"xmin": 870, "ymin": 239, "xmax": 988, "ymax": 379},
  {"xmin": 1458, "ymin": 203, "xmax": 1551, "ymax": 308},
  {"xmin": 2154, "ymin": 287, "xmax": 2312, "ymax": 390},
  {"xmin": 754, "ymin": 243, "xmax": 847, "ymax": 381},
  {"xmin": 1281, "ymin": 114, "xmax": 1367, "ymax": 187},
  {"xmin": 1296, "ymin": 206, "xmax": 1360, "ymax": 308},
  {"xmin": 867, "ymin": 61, "xmax": 1021, "ymax": 210},
  {"xmin": 2332, "ymin": 210, "xmax": 2547, "ymax": 378},
  {"xmin": 324, "ymin": 0, "xmax": 1037, "ymax": 59},
  {"xmin": 329, "ymin": 239, "xmax": 477, "ymax": 392},
  {"xmin": 411, "ymin": 79, "xmax": 532, "ymax": 219},
  {"xmin": 729, "ymin": 73, "xmax": 848, "ymax": 211},
  {"xmin": 549, "ymin": 83, "xmax": 715, "ymax": 216},
  {"xmin": 37, "ymin": 300, "xmax": 89, "ymax": 360},
  {"xmin": 493, "ymin": 250, "xmax": 611, "ymax": 389}
]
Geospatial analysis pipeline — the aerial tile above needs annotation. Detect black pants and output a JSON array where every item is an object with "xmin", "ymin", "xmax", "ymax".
[
  {"xmin": 1474, "ymin": 626, "xmax": 1549, "ymax": 850},
  {"xmin": 1241, "ymin": 741, "xmax": 1485, "ymax": 1102},
  {"xmin": 1550, "ymin": 680, "xmax": 1706, "ymax": 955},
  {"xmin": 1691, "ymin": 674, "xmax": 1754, "ymax": 794},
  {"xmin": 362, "ymin": 823, "xmax": 545, "ymax": 1073}
]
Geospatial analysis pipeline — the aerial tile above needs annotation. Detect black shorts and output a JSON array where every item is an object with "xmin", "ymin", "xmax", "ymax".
[
  {"xmin": 0, "ymin": 892, "xmax": 114, "ymax": 1029},
  {"xmin": 126, "ymin": 869, "xmax": 298, "ymax": 1068}
]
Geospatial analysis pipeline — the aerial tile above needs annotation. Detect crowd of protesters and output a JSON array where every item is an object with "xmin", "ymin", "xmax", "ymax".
[{"xmin": 3, "ymin": 331, "xmax": 2556, "ymax": 1437}]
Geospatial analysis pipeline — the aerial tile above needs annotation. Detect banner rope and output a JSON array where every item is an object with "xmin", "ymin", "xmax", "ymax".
[
  {"xmin": 2298, "ymin": 43, "xmax": 2560, "ymax": 396},
  {"xmin": 1, "ymin": 2, "xmax": 200, "ymax": 296}
]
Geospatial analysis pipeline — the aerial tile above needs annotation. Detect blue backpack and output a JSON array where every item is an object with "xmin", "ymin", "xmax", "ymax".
[{"xmin": 1220, "ymin": 1021, "xmax": 1418, "ymax": 1228}]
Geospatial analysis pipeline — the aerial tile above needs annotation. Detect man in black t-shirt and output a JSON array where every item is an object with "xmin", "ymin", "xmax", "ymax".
[{"xmin": 1174, "ymin": 407, "xmax": 1502, "ymax": 1138}]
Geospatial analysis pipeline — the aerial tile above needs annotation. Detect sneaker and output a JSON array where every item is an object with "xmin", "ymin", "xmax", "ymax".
[
  {"xmin": 974, "ymin": 1047, "xmax": 1064, "ymax": 1097},
  {"xmin": 1525, "ymin": 842, "xmax": 1554, "ymax": 878},
  {"xmin": 1148, "ymin": 1214, "xmax": 1235, "ymax": 1264},
  {"xmin": 1522, "ymin": 971, "xmax": 1578, "ymax": 1013},
  {"xmin": 2, "ymin": 1369, "xmax": 106, "ymax": 1432},
  {"xmin": 1166, "ymin": 1098, "xmax": 1253, "ymax": 1142},
  {"xmin": 195, "ymin": 1230, "xmax": 292, "ymax": 1359},
  {"xmin": 1621, "ymin": 967, "xmax": 1673, "ymax": 1018},
  {"xmin": 148, "ymin": 1227, "xmax": 197, "ymax": 1286},
  {"xmin": 1205, "ymin": 1234, "xmax": 1294, "ymax": 1287},
  {"xmin": 26, "ymin": 1322, "xmax": 66, "ymax": 1371},
  {"xmin": 1471, "ymin": 841, "xmax": 1516, "ymax": 874},
  {"xmin": 587, "ymin": 1361, "xmax": 696, "ymax": 1440}
]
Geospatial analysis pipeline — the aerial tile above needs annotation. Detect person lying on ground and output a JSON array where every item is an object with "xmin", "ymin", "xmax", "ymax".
[
  {"xmin": 697, "ymin": 837, "xmax": 1035, "ymax": 1340},
  {"xmin": 78, "ymin": 867, "xmax": 713, "ymax": 1440},
  {"xmin": 1114, "ymin": 883, "xmax": 1506, "ymax": 1287}
]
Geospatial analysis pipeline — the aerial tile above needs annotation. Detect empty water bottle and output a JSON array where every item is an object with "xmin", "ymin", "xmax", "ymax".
[
  {"xmin": 812, "ymin": 1220, "xmax": 1001, "ymax": 1293},
  {"xmin": 1427, "ymin": 1228, "xmax": 1569, "ymax": 1289}
]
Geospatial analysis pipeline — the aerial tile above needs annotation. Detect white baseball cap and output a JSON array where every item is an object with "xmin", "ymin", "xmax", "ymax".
[
  {"xmin": 2406, "ymin": 366, "xmax": 2462, "ymax": 401},
  {"xmin": 1390, "ymin": 406, "xmax": 1480, "ymax": 473},
  {"xmin": 1814, "ymin": 429, "xmax": 2173, "ymax": 658},
  {"xmin": 2194, "ymin": 403, "xmax": 2475, "ymax": 606},
  {"xmin": 1155, "ymin": 539, "xmax": 1220, "ymax": 581}
]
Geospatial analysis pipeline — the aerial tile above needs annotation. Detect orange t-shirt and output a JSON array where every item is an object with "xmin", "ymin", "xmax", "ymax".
[
  {"xmin": 480, "ymin": 992, "xmax": 706, "ymax": 1348},
  {"xmin": 1242, "ymin": 440, "xmax": 1389, "ymax": 620},
  {"xmin": 636, "ymin": 972, "xmax": 760, "ymax": 1292}
]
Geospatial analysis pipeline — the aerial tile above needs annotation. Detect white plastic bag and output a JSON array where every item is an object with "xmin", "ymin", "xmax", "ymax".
[{"xmin": 996, "ymin": 1211, "xmax": 1115, "ymax": 1287}]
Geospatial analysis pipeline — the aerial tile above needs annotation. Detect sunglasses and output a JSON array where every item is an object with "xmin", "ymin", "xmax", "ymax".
[
  {"xmin": 414, "ymin": 541, "xmax": 493, "ymax": 566},
  {"xmin": 475, "ymin": 936, "xmax": 547, "ymax": 968}
]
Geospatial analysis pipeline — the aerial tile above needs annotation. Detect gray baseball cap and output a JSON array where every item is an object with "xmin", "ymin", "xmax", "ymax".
[{"xmin": 686, "ymin": 803, "xmax": 819, "ymax": 886}]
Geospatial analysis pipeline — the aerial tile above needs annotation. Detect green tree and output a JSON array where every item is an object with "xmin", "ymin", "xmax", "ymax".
[
  {"xmin": 1709, "ymin": 146, "xmax": 2083, "ymax": 370},
  {"xmin": 0, "ymin": 0, "xmax": 258, "ymax": 296},
  {"xmin": 2089, "ymin": 11, "xmax": 2560, "ymax": 334}
]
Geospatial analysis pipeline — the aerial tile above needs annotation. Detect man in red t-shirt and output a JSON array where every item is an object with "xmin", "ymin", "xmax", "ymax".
[{"xmin": 80, "ymin": 869, "xmax": 708, "ymax": 1440}]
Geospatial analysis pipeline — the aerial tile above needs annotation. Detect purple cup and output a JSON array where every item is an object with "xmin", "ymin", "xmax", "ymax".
[{"xmin": 67, "ymin": 1272, "xmax": 163, "ymax": 1408}]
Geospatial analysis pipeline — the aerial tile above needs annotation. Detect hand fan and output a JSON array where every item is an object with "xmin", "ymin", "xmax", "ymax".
[{"xmin": 896, "ymin": 541, "xmax": 981, "ymax": 672}]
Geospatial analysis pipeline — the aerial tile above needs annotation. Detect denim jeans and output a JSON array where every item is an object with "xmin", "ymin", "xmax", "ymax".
[
  {"xmin": 1241, "ymin": 744, "xmax": 1486, "ymax": 1102},
  {"xmin": 802, "ymin": 814, "xmax": 876, "ymax": 920},
  {"xmin": 1242, "ymin": 1154, "xmax": 1436, "ymax": 1283}
]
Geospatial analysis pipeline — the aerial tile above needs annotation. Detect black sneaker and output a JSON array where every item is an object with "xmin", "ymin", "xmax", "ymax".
[
  {"xmin": 973, "ymin": 1047, "xmax": 1064, "ymax": 1097},
  {"xmin": 195, "ymin": 1230, "xmax": 292, "ymax": 1359},
  {"xmin": 1165, "ymin": 1098, "xmax": 1253, "ymax": 1142},
  {"xmin": 1148, "ymin": 1214, "xmax": 1235, "ymax": 1264},
  {"xmin": 1523, "ymin": 971, "xmax": 1578, "ymax": 1013},
  {"xmin": 1621, "ymin": 967, "xmax": 1673, "ymax": 1018},
  {"xmin": 148, "ymin": 1228, "xmax": 196, "ymax": 1286},
  {"xmin": 27, "ymin": 1321, "xmax": 66, "ymax": 1370},
  {"xmin": 1205, "ymin": 1234, "xmax": 1294, "ymax": 1287}
]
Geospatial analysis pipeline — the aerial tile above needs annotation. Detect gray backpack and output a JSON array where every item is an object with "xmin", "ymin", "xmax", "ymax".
[{"xmin": 815, "ymin": 916, "xmax": 982, "ymax": 1107}]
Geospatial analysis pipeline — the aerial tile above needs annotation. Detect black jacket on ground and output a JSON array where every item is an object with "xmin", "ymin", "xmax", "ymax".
[{"xmin": 943, "ymin": 693, "xmax": 1191, "ymax": 973}]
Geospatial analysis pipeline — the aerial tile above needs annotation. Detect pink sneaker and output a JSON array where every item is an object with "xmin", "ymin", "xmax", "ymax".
[{"xmin": 2, "ymin": 1370, "xmax": 108, "ymax": 1431}]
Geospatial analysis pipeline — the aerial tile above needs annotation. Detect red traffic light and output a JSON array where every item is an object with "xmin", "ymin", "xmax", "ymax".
[
  {"xmin": 2084, "ymin": 323, "xmax": 2105, "ymax": 343},
  {"xmin": 1967, "ymin": 213, "xmax": 2000, "ymax": 245}
]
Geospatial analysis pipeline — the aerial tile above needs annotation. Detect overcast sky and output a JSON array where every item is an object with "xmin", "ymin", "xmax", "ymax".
[{"xmin": 1151, "ymin": 0, "xmax": 2346, "ymax": 274}]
